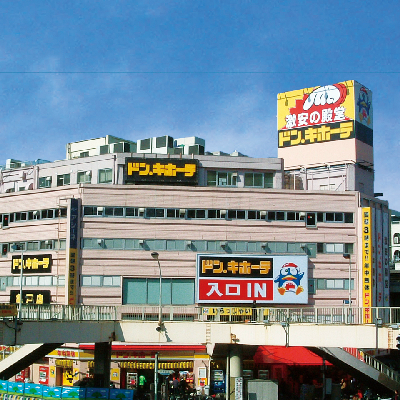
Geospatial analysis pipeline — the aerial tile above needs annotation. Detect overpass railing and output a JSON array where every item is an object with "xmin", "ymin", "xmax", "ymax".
[{"xmin": 14, "ymin": 304, "xmax": 400, "ymax": 325}]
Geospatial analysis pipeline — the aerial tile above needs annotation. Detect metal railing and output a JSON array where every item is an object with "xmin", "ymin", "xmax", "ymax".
[
  {"xmin": 358, "ymin": 350, "xmax": 400, "ymax": 384},
  {"xmin": 12, "ymin": 304, "xmax": 400, "ymax": 325}
]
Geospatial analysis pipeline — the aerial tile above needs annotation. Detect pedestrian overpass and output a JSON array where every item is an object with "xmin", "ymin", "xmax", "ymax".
[{"xmin": 0, "ymin": 304, "xmax": 400, "ymax": 396}]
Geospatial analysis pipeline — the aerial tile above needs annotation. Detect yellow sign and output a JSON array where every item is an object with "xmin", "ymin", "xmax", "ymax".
[
  {"xmin": 362, "ymin": 207, "xmax": 373, "ymax": 323},
  {"xmin": 67, "ymin": 248, "xmax": 78, "ymax": 305},
  {"xmin": 49, "ymin": 366, "xmax": 56, "ymax": 379},
  {"xmin": 202, "ymin": 307, "xmax": 252, "ymax": 316},
  {"xmin": 277, "ymin": 81, "xmax": 373, "ymax": 148},
  {"xmin": 201, "ymin": 258, "xmax": 272, "ymax": 276},
  {"xmin": 127, "ymin": 162, "xmax": 196, "ymax": 178},
  {"xmin": 278, "ymin": 121, "xmax": 353, "ymax": 148}
]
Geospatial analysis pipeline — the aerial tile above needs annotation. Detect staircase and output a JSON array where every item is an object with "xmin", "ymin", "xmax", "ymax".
[
  {"xmin": 309, "ymin": 347, "xmax": 400, "ymax": 396},
  {"xmin": 0, "ymin": 343, "xmax": 63, "ymax": 380}
]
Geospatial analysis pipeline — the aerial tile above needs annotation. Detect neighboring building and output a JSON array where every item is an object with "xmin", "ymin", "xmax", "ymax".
[{"xmin": 390, "ymin": 210, "xmax": 400, "ymax": 306}]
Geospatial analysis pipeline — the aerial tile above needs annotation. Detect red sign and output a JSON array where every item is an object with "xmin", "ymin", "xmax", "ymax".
[
  {"xmin": 198, "ymin": 279, "xmax": 274, "ymax": 302},
  {"xmin": 39, "ymin": 366, "xmax": 49, "ymax": 385}
]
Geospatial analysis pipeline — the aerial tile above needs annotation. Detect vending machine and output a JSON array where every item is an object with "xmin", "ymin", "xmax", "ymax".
[{"xmin": 210, "ymin": 370, "xmax": 225, "ymax": 394}]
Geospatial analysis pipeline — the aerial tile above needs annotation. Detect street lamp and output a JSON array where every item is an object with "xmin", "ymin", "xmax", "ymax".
[
  {"xmin": 11, "ymin": 244, "xmax": 24, "ymax": 320},
  {"xmin": 151, "ymin": 252, "xmax": 163, "ymax": 332}
]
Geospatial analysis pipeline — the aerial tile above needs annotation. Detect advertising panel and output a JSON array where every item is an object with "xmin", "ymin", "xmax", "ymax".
[
  {"xmin": 362, "ymin": 207, "xmax": 373, "ymax": 323},
  {"xmin": 383, "ymin": 210, "xmax": 390, "ymax": 306},
  {"xmin": 11, "ymin": 254, "xmax": 52, "ymax": 274},
  {"xmin": 125, "ymin": 158, "xmax": 198, "ymax": 185},
  {"xmin": 67, "ymin": 198, "xmax": 79, "ymax": 306},
  {"xmin": 10, "ymin": 290, "xmax": 51, "ymax": 305},
  {"xmin": 277, "ymin": 80, "xmax": 373, "ymax": 149},
  {"xmin": 196, "ymin": 254, "xmax": 308, "ymax": 304}
]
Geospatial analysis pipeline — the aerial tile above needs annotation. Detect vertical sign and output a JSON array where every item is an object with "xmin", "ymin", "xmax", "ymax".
[
  {"xmin": 362, "ymin": 207, "xmax": 373, "ymax": 323},
  {"xmin": 67, "ymin": 198, "xmax": 79, "ymax": 305},
  {"xmin": 375, "ymin": 208, "xmax": 384, "ymax": 307},
  {"xmin": 383, "ymin": 210, "xmax": 390, "ymax": 306},
  {"xmin": 235, "ymin": 377, "xmax": 243, "ymax": 400}
]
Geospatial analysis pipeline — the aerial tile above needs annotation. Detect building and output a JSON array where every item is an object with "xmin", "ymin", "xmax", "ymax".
[{"xmin": 0, "ymin": 80, "xmax": 390, "ymax": 392}]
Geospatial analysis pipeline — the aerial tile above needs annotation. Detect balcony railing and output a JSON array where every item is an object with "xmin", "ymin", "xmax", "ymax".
[{"xmin": 14, "ymin": 304, "xmax": 400, "ymax": 325}]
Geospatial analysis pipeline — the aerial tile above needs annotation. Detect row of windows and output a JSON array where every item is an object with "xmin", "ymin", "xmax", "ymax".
[
  {"xmin": 1, "ymin": 240, "xmax": 66, "ymax": 255},
  {"xmin": 0, "ymin": 238, "xmax": 353, "ymax": 257},
  {"xmin": 82, "ymin": 206, "xmax": 354, "ymax": 224},
  {"xmin": 38, "ymin": 169, "xmax": 113, "ymax": 188},
  {"xmin": 122, "ymin": 278, "xmax": 195, "ymax": 305},
  {"xmin": 207, "ymin": 172, "xmax": 274, "ymax": 188},
  {"xmin": 1, "ymin": 208, "xmax": 67, "ymax": 227},
  {"xmin": 309, "ymin": 278, "xmax": 354, "ymax": 295},
  {"xmin": 122, "ymin": 278, "xmax": 354, "ymax": 305},
  {"xmin": 38, "ymin": 170, "xmax": 273, "ymax": 189},
  {"xmin": 83, "ymin": 238, "xmax": 353, "ymax": 257},
  {"xmin": 2, "ymin": 275, "xmax": 65, "ymax": 288},
  {"xmin": 82, "ymin": 275, "xmax": 121, "ymax": 287}
]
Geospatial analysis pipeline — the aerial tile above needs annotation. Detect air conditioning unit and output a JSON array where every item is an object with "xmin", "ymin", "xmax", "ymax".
[
  {"xmin": 260, "ymin": 211, "xmax": 267, "ymax": 217},
  {"xmin": 220, "ymin": 241, "xmax": 228, "ymax": 248},
  {"xmin": 179, "ymin": 209, "xmax": 186, "ymax": 216},
  {"xmin": 185, "ymin": 240, "xmax": 192, "ymax": 247},
  {"xmin": 97, "ymin": 239, "xmax": 104, "ymax": 246},
  {"xmin": 220, "ymin": 210, "xmax": 227, "ymax": 216},
  {"xmin": 138, "ymin": 208, "xmax": 145, "ymax": 215},
  {"xmin": 139, "ymin": 239, "xmax": 145, "ymax": 245}
]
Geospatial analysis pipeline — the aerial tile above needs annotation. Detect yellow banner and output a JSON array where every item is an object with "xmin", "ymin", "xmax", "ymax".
[{"xmin": 362, "ymin": 207, "xmax": 373, "ymax": 323}]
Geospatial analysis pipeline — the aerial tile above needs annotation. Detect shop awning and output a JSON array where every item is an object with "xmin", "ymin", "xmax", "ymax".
[
  {"xmin": 254, "ymin": 346, "xmax": 332, "ymax": 366},
  {"xmin": 79, "ymin": 344, "xmax": 207, "ymax": 352}
]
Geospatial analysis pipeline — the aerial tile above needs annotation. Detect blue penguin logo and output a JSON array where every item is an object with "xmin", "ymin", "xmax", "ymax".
[
  {"xmin": 357, "ymin": 87, "xmax": 371, "ymax": 125},
  {"xmin": 274, "ymin": 262, "xmax": 304, "ymax": 296}
]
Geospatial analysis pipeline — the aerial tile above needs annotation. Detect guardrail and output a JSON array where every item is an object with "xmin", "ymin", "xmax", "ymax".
[{"xmin": 13, "ymin": 305, "xmax": 400, "ymax": 325}]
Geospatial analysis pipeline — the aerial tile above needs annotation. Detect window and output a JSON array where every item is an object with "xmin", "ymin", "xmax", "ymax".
[
  {"xmin": 394, "ymin": 234, "xmax": 400, "ymax": 244},
  {"xmin": 98, "ymin": 168, "xmax": 113, "ymax": 184},
  {"xmin": 146, "ymin": 208, "xmax": 165, "ymax": 218},
  {"xmin": 57, "ymin": 173, "xmax": 70, "ymax": 186},
  {"xmin": 244, "ymin": 172, "xmax": 274, "ymax": 188},
  {"xmin": 187, "ymin": 209, "xmax": 206, "ymax": 219},
  {"xmin": 38, "ymin": 177, "xmax": 52, "ymax": 188},
  {"xmin": 77, "ymin": 171, "xmax": 91, "ymax": 184},
  {"xmin": 207, "ymin": 171, "xmax": 237, "ymax": 187},
  {"xmin": 122, "ymin": 278, "xmax": 195, "ymax": 305}
]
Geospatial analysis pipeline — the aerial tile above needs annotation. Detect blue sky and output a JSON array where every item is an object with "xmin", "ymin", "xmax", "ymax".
[{"xmin": 0, "ymin": 1, "xmax": 400, "ymax": 208}]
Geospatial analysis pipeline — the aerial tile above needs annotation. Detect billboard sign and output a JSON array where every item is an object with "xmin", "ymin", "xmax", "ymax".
[
  {"xmin": 11, "ymin": 254, "xmax": 52, "ymax": 274},
  {"xmin": 277, "ymin": 80, "xmax": 373, "ymax": 148},
  {"xmin": 196, "ymin": 254, "xmax": 308, "ymax": 304},
  {"xmin": 125, "ymin": 158, "xmax": 198, "ymax": 185},
  {"xmin": 362, "ymin": 207, "xmax": 373, "ymax": 323}
]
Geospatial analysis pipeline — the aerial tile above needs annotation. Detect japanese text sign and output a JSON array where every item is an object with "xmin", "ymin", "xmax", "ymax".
[
  {"xmin": 196, "ymin": 254, "xmax": 308, "ymax": 304},
  {"xmin": 11, "ymin": 254, "xmax": 52, "ymax": 274},
  {"xmin": 125, "ymin": 158, "xmax": 198, "ymax": 185},
  {"xmin": 10, "ymin": 290, "xmax": 51, "ymax": 305},
  {"xmin": 362, "ymin": 207, "xmax": 373, "ymax": 323},
  {"xmin": 277, "ymin": 80, "xmax": 373, "ymax": 148}
]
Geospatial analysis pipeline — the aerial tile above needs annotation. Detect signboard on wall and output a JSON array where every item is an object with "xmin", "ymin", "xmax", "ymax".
[
  {"xmin": 362, "ymin": 207, "xmax": 373, "ymax": 323},
  {"xmin": 67, "ymin": 198, "xmax": 79, "ymax": 305},
  {"xmin": 125, "ymin": 158, "xmax": 198, "ymax": 185},
  {"xmin": 277, "ymin": 80, "xmax": 373, "ymax": 148},
  {"xmin": 196, "ymin": 254, "xmax": 308, "ymax": 304},
  {"xmin": 11, "ymin": 254, "xmax": 52, "ymax": 274},
  {"xmin": 10, "ymin": 290, "xmax": 51, "ymax": 304}
]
